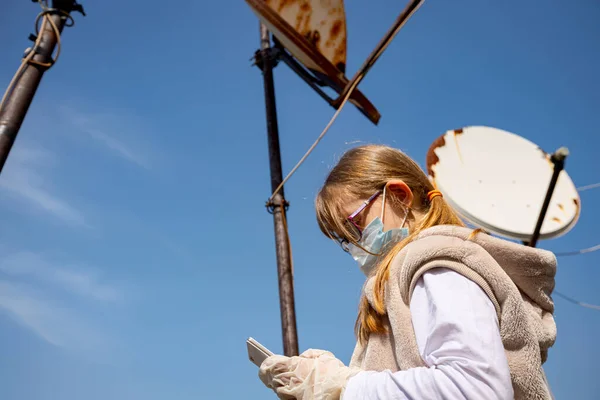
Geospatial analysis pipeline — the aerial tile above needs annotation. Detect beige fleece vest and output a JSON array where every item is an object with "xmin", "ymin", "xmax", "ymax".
[{"xmin": 349, "ymin": 226, "xmax": 556, "ymax": 400}]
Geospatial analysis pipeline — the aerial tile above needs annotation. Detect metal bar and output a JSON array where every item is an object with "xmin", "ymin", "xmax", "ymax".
[
  {"xmin": 0, "ymin": 1, "xmax": 84, "ymax": 174},
  {"xmin": 526, "ymin": 147, "xmax": 569, "ymax": 248},
  {"xmin": 278, "ymin": 47, "xmax": 380, "ymax": 123},
  {"xmin": 275, "ymin": 48, "xmax": 336, "ymax": 105},
  {"xmin": 276, "ymin": 44, "xmax": 381, "ymax": 123},
  {"xmin": 0, "ymin": 14, "xmax": 65, "ymax": 172},
  {"xmin": 259, "ymin": 22, "xmax": 299, "ymax": 357},
  {"xmin": 332, "ymin": 0, "xmax": 424, "ymax": 107}
]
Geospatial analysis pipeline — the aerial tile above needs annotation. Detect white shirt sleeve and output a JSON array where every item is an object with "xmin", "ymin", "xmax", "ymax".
[{"xmin": 343, "ymin": 268, "xmax": 514, "ymax": 400}]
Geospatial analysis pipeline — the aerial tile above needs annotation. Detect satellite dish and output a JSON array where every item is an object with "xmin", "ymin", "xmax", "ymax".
[
  {"xmin": 245, "ymin": 0, "xmax": 380, "ymax": 124},
  {"xmin": 426, "ymin": 126, "xmax": 581, "ymax": 241}
]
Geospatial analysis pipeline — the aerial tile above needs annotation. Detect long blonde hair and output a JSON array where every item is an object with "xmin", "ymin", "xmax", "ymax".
[{"xmin": 315, "ymin": 145, "xmax": 465, "ymax": 343}]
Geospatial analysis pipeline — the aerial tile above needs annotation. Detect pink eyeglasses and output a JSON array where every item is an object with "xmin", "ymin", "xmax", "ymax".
[{"xmin": 339, "ymin": 191, "xmax": 382, "ymax": 252}]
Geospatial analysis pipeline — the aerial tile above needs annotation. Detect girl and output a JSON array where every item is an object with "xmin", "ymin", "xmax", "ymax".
[{"xmin": 259, "ymin": 145, "xmax": 556, "ymax": 400}]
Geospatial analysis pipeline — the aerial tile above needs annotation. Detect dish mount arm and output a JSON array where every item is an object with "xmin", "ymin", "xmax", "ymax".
[{"xmin": 525, "ymin": 147, "xmax": 569, "ymax": 248}]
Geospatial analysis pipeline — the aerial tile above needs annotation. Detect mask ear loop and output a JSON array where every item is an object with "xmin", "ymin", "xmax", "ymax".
[
  {"xmin": 400, "ymin": 207, "xmax": 408, "ymax": 228},
  {"xmin": 381, "ymin": 186, "xmax": 387, "ymax": 222}
]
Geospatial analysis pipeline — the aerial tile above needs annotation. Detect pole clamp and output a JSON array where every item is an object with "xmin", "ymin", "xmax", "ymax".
[
  {"xmin": 265, "ymin": 199, "xmax": 290, "ymax": 214},
  {"xmin": 251, "ymin": 47, "xmax": 281, "ymax": 71}
]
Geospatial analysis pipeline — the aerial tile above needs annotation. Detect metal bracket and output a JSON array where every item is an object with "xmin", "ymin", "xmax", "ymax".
[
  {"xmin": 46, "ymin": 0, "xmax": 86, "ymax": 16},
  {"xmin": 265, "ymin": 199, "xmax": 290, "ymax": 214},
  {"xmin": 252, "ymin": 47, "xmax": 281, "ymax": 71},
  {"xmin": 272, "ymin": 41, "xmax": 341, "ymax": 108}
]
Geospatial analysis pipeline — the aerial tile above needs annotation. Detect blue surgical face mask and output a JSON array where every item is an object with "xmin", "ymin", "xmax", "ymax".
[{"xmin": 348, "ymin": 187, "xmax": 409, "ymax": 276}]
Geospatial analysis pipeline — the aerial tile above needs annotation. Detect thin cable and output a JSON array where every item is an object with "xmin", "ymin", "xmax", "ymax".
[
  {"xmin": 555, "ymin": 243, "xmax": 600, "ymax": 257},
  {"xmin": 30, "ymin": 2, "xmax": 74, "ymax": 68},
  {"xmin": 339, "ymin": 0, "xmax": 424, "ymax": 101},
  {"xmin": 577, "ymin": 182, "xmax": 600, "ymax": 192},
  {"xmin": 268, "ymin": 0, "xmax": 424, "ymax": 201},
  {"xmin": 554, "ymin": 290, "xmax": 600, "ymax": 311},
  {"xmin": 268, "ymin": 75, "xmax": 362, "ymax": 202},
  {"xmin": 29, "ymin": 10, "xmax": 65, "ymax": 68}
]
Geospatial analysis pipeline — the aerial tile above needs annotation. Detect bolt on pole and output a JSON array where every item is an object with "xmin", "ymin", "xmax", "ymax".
[
  {"xmin": 0, "ymin": 1, "xmax": 85, "ymax": 174},
  {"xmin": 258, "ymin": 22, "xmax": 299, "ymax": 357}
]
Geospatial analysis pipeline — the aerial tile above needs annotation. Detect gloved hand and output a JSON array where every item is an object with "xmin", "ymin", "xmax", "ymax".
[{"xmin": 259, "ymin": 349, "xmax": 361, "ymax": 400}]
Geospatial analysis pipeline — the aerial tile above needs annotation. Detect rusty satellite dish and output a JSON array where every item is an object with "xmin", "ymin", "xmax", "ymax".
[
  {"xmin": 246, "ymin": 0, "xmax": 381, "ymax": 124},
  {"xmin": 426, "ymin": 126, "xmax": 581, "ymax": 241}
]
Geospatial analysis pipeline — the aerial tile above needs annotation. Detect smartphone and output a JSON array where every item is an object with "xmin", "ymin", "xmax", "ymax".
[{"xmin": 247, "ymin": 337, "xmax": 274, "ymax": 367}]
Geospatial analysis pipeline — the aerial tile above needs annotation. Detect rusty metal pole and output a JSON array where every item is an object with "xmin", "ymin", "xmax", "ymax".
[
  {"xmin": 526, "ymin": 147, "xmax": 569, "ymax": 248},
  {"xmin": 0, "ymin": 1, "xmax": 84, "ymax": 174},
  {"xmin": 258, "ymin": 22, "xmax": 299, "ymax": 357}
]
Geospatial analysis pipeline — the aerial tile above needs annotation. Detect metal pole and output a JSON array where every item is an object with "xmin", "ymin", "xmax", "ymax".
[
  {"xmin": 526, "ymin": 147, "xmax": 569, "ymax": 248},
  {"xmin": 259, "ymin": 22, "xmax": 299, "ymax": 357},
  {"xmin": 0, "ymin": 1, "xmax": 84, "ymax": 174}
]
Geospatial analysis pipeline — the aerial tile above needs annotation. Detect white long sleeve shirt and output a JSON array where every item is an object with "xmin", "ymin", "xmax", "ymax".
[{"xmin": 343, "ymin": 268, "xmax": 514, "ymax": 400}]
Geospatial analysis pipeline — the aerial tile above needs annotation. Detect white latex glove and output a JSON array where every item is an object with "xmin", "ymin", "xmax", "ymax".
[{"xmin": 259, "ymin": 349, "xmax": 361, "ymax": 400}]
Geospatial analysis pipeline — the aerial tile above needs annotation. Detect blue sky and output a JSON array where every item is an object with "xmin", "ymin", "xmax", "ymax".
[{"xmin": 1, "ymin": 0, "xmax": 599, "ymax": 399}]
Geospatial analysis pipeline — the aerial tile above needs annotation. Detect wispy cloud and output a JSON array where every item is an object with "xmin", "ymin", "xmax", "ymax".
[
  {"xmin": 0, "ymin": 252, "xmax": 122, "ymax": 303},
  {"xmin": 85, "ymin": 127, "xmax": 150, "ymax": 169},
  {"xmin": 0, "ymin": 282, "xmax": 108, "ymax": 350},
  {"xmin": 0, "ymin": 251, "xmax": 125, "ymax": 354},
  {"xmin": 0, "ymin": 145, "xmax": 87, "ymax": 226},
  {"xmin": 61, "ymin": 105, "xmax": 152, "ymax": 169}
]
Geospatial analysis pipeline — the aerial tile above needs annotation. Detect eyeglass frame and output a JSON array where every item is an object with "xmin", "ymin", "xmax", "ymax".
[{"xmin": 339, "ymin": 190, "xmax": 382, "ymax": 252}]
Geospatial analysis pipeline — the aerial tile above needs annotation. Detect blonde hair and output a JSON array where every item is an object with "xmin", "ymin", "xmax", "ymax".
[{"xmin": 315, "ymin": 145, "xmax": 466, "ymax": 343}]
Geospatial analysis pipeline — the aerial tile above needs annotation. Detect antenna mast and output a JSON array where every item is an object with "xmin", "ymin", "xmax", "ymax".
[
  {"xmin": 256, "ymin": 23, "xmax": 299, "ymax": 357},
  {"xmin": 0, "ymin": 0, "xmax": 85, "ymax": 173}
]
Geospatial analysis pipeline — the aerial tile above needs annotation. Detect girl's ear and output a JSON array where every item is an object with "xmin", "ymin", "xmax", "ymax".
[{"xmin": 385, "ymin": 179, "xmax": 413, "ymax": 207}]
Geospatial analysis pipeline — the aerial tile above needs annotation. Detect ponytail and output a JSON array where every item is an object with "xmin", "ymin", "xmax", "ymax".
[{"xmin": 355, "ymin": 193, "xmax": 464, "ymax": 343}]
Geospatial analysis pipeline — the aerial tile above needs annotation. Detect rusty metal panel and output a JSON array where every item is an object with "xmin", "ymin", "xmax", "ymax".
[
  {"xmin": 265, "ymin": 0, "xmax": 347, "ymax": 72},
  {"xmin": 246, "ymin": 0, "xmax": 380, "ymax": 124}
]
